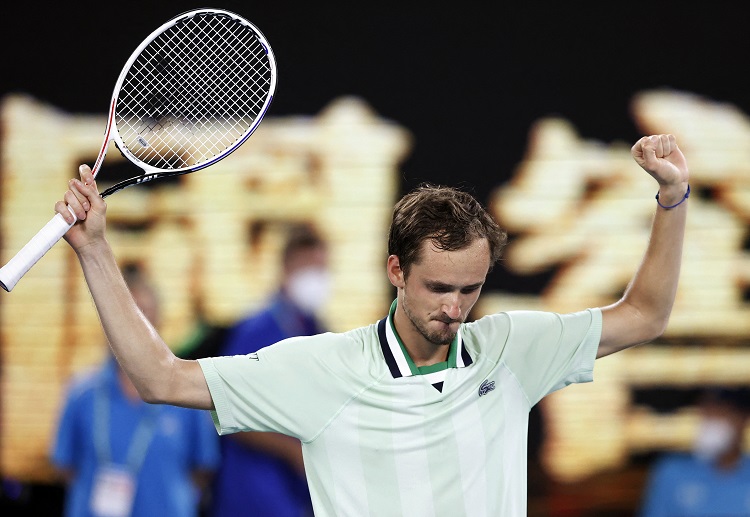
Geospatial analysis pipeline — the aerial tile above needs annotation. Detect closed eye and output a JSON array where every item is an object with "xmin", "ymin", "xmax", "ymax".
[{"xmin": 425, "ymin": 282, "xmax": 483, "ymax": 294}]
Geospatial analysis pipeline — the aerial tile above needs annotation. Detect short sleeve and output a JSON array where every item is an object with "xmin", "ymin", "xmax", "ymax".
[
  {"xmin": 469, "ymin": 308, "xmax": 601, "ymax": 406},
  {"xmin": 199, "ymin": 332, "xmax": 363, "ymax": 441}
]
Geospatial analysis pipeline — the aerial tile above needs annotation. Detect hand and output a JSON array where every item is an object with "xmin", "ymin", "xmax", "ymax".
[
  {"xmin": 55, "ymin": 164, "xmax": 107, "ymax": 253},
  {"xmin": 631, "ymin": 134, "xmax": 689, "ymax": 202}
]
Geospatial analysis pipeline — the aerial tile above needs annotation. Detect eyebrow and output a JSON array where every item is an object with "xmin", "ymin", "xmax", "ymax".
[{"xmin": 424, "ymin": 280, "xmax": 485, "ymax": 291}]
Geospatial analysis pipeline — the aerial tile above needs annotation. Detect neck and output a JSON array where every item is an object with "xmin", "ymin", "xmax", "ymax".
[{"xmin": 716, "ymin": 447, "xmax": 743, "ymax": 471}]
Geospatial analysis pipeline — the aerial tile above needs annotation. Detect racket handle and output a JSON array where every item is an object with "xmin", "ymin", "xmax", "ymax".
[{"xmin": 0, "ymin": 206, "xmax": 77, "ymax": 292}]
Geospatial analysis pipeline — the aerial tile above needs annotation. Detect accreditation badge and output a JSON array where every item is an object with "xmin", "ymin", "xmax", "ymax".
[{"xmin": 89, "ymin": 464, "xmax": 137, "ymax": 517}]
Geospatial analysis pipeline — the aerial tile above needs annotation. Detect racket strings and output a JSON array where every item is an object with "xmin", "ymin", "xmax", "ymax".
[{"xmin": 115, "ymin": 13, "xmax": 273, "ymax": 171}]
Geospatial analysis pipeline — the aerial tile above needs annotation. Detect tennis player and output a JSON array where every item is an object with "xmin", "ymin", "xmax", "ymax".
[{"xmin": 55, "ymin": 133, "xmax": 689, "ymax": 516}]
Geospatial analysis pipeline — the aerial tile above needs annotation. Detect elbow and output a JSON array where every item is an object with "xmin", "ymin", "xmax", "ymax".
[
  {"xmin": 134, "ymin": 355, "xmax": 194, "ymax": 406},
  {"xmin": 630, "ymin": 294, "xmax": 676, "ymax": 344},
  {"xmin": 613, "ymin": 299, "xmax": 673, "ymax": 345},
  {"xmin": 655, "ymin": 318, "xmax": 670, "ymax": 339},
  {"xmin": 138, "ymin": 388, "xmax": 165, "ymax": 405},
  {"xmin": 132, "ymin": 356, "xmax": 178, "ymax": 405},
  {"xmin": 641, "ymin": 313, "xmax": 671, "ymax": 343},
  {"xmin": 134, "ymin": 382, "xmax": 168, "ymax": 405}
]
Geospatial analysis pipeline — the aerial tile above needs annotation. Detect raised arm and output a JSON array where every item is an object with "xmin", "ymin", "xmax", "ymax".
[
  {"xmin": 56, "ymin": 165, "xmax": 213, "ymax": 409},
  {"xmin": 597, "ymin": 134, "xmax": 689, "ymax": 358}
]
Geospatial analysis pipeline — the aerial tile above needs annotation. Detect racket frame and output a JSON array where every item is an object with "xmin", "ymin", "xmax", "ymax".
[
  {"xmin": 0, "ymin": 8, "xmax": 277, "ymax": 291},
  {"xmin": 95, "ymin": 8, "xmax": 277, "ymax": 197}
]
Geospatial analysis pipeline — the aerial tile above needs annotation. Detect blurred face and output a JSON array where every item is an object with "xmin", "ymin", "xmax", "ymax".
[
  {"xmin": 388, "ymin": 238, "xmax": 490, "ymax": 348},
  {"xmin": 694, "ymin": 400, "xmax": 747, "ymax": 462},
  {"xmin": 131, "ymin": 285, "xmax": 160, "ymax": 328},
  {"xmin": 284, "ymin": 245, "xmax": 329, "ymax": 278},
  {"xmin": 283, "ymin": 245, "xmax": 330, "ymax": 314}
]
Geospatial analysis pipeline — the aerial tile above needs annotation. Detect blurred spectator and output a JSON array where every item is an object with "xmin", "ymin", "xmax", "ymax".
[
  {"xmin": 50, "ymin": 264, "xmax": 220, "ymax": 517},
  {"xmin": 639, "ymin": 387, "xmax": 750, "ymax": 517},
  {"xmin": 211, "ymin": 224, "xmax": 330, "ymax": 517}
]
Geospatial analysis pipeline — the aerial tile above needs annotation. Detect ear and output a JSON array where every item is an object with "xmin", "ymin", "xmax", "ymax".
[{"xmin": 386, "ymin": 255, "xmax": 405, "ymax": 289}]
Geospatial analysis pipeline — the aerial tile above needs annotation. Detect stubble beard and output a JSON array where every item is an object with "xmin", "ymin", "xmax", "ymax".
[{"xmin": 401, "ymin": 294, "xmax": 458, "ymax": 346}]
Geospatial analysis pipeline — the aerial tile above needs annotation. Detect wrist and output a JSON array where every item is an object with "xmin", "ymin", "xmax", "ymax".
[
  {"xmin": 75, "ymin": 238, "xmax": 112, "ymax": 262},
  {"xmin": 656, "ymin": 183, "xmax": 690, "ymax": 209}
]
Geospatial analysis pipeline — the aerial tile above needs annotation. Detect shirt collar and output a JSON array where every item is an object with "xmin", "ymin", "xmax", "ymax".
[{"xmin": 377, "ymin": 299, "xmax": 473, "ymax": 379}]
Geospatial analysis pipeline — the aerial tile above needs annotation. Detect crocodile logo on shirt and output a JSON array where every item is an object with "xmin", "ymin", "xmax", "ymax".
[{"xmin": 478, "ymin": 379, "xmax": 496, "ymax": 396}]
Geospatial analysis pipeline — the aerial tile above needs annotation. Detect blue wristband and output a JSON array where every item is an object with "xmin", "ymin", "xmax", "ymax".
[{"xmin": 655, "ymin": 184, "xmax": 690, "ymax": 209}]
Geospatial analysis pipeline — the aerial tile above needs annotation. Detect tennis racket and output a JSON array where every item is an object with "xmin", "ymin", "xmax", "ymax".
[{"xmin": 0, "ymin": 8, "xmax": 277, "ymax": 292}]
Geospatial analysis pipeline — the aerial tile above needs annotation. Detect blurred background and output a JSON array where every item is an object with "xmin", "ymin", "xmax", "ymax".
[{"xmin": 1, "ymin": 1, "xmax": 749, "ymax": 515}]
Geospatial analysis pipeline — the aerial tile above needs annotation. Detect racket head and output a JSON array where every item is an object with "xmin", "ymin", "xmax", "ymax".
[{"xmin": 100, "ymin": 8, "xmax": 277, "ymax": 196}]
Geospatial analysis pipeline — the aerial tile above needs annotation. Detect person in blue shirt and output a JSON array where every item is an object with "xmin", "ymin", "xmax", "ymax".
[
  {"xmin": 211, "ymin": 224, "xmax": 329, "ymax": 517},
  {"xmin": 639, "ymin": 387, "xmax": 750, "ymax": 517},
  {"xmin": 51, "ymin": 264, "xmax": 220, "ymax": 517}
]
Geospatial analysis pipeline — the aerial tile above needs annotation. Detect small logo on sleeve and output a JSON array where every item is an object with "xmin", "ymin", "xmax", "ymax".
[
  {"xmin": 247, "ymin": 353, "xmax": 259, "ymax": 361},
  {"xmin": 478, "ymin": 379, "xmax": 496, "ymax": 397}
]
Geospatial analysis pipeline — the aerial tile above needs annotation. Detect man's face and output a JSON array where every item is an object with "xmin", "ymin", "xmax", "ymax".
[{"xmin": 393, "ymin": 238, "xmax": 491, "ymax": 347}]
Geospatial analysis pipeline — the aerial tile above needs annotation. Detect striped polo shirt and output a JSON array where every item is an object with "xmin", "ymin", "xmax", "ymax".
[{"xmin": 199, "ymin": 303, "xmax": 601, "ymax": 516}]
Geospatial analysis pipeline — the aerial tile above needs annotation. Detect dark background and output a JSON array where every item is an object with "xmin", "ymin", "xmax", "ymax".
[
  {"xmin": 1, "ymin": 2, "xmax": 747, "ymax": 515},
  {"xmin": 2, "ymin": 1, "xmax": 748, "ymax": 193},
  {"xmin": 3, "ymin": 1, "xmax": 747, "ymax": 295}
]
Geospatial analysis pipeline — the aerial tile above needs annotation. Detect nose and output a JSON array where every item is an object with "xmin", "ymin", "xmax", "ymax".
[{"xmin": 442, "ymin": 295, "xmax": 462, "ymax": 321}]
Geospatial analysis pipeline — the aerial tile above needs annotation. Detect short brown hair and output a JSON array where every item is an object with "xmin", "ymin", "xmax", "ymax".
[
  {"xmin": 282, "ymin": 223, "xmax": 327, "ymax": 266},
  {"xmin": 387, "ymin": 184, "xmax": 507, "ymax": 276}
]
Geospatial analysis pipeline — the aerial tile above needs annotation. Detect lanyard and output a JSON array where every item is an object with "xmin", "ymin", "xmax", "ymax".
[{"xmin": 93, "ymin": 378, "xmax": 159, "ymax": 472}]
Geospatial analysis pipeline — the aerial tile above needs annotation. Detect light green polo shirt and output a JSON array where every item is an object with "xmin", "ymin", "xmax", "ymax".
[{"xmin": 199, "ymin": 304, "xmax": 601, "ymax": 516}]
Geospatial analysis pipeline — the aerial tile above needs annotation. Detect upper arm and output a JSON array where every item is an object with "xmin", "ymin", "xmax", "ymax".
[
  {"xmin": 599, "ymin": 300, "xmax": 665, "ymax": 358},
  {"xmin": 149, "ymin": 357, "xmax": 215, "ymax": 410}
]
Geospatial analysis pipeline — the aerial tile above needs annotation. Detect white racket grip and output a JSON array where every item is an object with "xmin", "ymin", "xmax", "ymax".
[{"xmin": 0, "ymin": 206, "xmax": 77, "ymax": 292}]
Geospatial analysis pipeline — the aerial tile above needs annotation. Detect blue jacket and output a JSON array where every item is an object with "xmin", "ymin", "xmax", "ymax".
[
  {"xmin": 51, "ymin": 357, "xmax": 220, "ymax": 517},
  {"xmin": 211, "ymin": 293, "xmax": 325, "ymax": 517}
]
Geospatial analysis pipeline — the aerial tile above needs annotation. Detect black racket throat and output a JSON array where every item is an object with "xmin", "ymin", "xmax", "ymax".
[{"xmin": 99, "ymin": 170, "xmax": 191, "ymax": 198}]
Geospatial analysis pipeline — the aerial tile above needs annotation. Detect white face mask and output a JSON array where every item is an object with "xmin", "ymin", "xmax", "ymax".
[
  {"xmin": 693, "ymin": 417, "xmax": 737, "ymax": 462},
  {"xmin": 286, "ymin": 267, "xmax": 331, "ymax": 315}
]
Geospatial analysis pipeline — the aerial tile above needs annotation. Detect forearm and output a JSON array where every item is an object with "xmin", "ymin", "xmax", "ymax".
[
  {"xmin": 626, "ymin": 183, "xmax": 688, "ymax": 318},
  {"xmin": 599, "ymin": 182, "xmax": 688, "ymax": 356},
  {"xmin": 76, "ymin": 239, "xmax": 209, "ymax": 408},
  {"xmin": 56, "ymin": 166, "xmax": 212, "ymax": 409}
]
